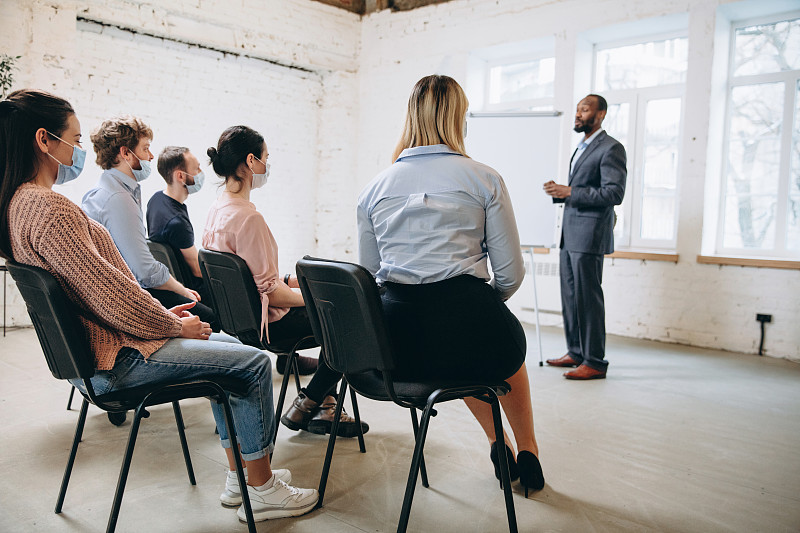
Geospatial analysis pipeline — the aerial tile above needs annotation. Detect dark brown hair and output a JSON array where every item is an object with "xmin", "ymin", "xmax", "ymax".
[
  {"xmin": 0, "ymin": 89, "xmax": 75, "ymax": 260},
  {"xmin": 207, "ymin": 125, "xmax": 264, "ymax": 192},
  {"xmin": 157, "ymin": 146, "xmax": 189, "ymax": 184}
]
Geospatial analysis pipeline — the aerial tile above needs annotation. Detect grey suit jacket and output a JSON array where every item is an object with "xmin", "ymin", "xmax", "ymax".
[{"xmin": 561, "ymin": 130, "xmax": 627, "ymax": 255}]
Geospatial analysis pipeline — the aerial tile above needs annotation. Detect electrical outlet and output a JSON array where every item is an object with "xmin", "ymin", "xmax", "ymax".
[{"xmin": 756, "ymin": 314, "xmax": 772, "ymax": 323}]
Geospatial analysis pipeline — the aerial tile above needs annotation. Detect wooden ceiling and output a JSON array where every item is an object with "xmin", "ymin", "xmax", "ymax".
[{"xmin": 312, "ymin": 0, "xmax": 457, "ymax": 15}]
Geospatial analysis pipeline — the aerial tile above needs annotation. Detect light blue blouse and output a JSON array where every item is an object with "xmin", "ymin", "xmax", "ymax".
[{"xmin": 357, "ymin": 144, "xmax": 524, "ymax": 300}]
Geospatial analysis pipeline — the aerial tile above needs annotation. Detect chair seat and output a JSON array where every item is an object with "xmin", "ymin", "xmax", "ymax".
[
  {"xmin": 89, "ymin": 377, "xmax": 250, "ymax": 412},
  {"xmin": 347, "ymin": 370, "xmax": 510, "ymax": 407}
]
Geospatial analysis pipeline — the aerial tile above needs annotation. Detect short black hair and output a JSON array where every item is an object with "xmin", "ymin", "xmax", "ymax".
[
  {"xmin": 587, "ymin": 94, "xmax": 608, "ymax": 112},
  {"xmin": 157, "ymin": 146, "xmax": 189, "ymax": 184}
]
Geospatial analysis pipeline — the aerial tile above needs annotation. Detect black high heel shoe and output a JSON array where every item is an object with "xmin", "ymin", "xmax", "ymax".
[
  {"xmin": 517, "ymin": 451, "xmax": 545, "ymax": 497},
  {"xmin": 490, "ymin": 442, "xmax": 519, "ymax": 487}
]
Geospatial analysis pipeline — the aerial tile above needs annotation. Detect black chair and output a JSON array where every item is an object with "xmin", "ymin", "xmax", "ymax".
[
  {"xmin": 6, "ymin": 261, "xmax": 257, "ymax": 533},
  {"xmin": 147, "ymin": 239, "xmax": 191, "ymax": 285},
  {"xmin": 295, "ymin": 257, "xmax": 518, "ymax": 533},
  {"xmin": 197, "ymin": 249, "xmax": 364, "ymax": 450},
  {"xmin": 65, "ymin": 240, "xmax": 190, "ymax": 418}
]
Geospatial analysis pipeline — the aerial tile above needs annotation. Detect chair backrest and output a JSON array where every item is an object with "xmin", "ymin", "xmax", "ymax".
[
  {"xmin": 295, "ymin": 257, "xmax": 395, "ymax": 375},
  {"xmin": 147, "ymin": 240, "xmax": 190, "ymax": 285},
  {"xmin": 6, "ymin": 261, "xmax": 95, "ymax": 381},
  {"xmin": 197, "ymin": 249, "xmax": 264, "ymax": 347}
]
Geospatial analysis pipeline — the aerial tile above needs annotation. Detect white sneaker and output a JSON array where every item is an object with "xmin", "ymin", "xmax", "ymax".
[
  {"xmin": 236, "ymin": 478, "xmax": 318, "ymax": 522},
  {"xmin": 220, "ymin": 468, "xmax": 291, "ymax": 507}
]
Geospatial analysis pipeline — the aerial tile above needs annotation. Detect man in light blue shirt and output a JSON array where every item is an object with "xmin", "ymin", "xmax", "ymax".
[{"xmin": 82, "ymin": 115, "xmax": 219, "ymax": 330}]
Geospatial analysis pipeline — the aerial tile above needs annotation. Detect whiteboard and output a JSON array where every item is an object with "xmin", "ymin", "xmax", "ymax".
[{"xmin": 466, "ymin": 112, "xmax": 561, "ymax": 247}]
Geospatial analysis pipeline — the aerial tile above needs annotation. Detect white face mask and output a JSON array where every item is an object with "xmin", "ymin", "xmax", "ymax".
[
  {"xmin": 185, "ymin": 170, "xmax": 205, "ymax": 194},
  {"xmin": 251, "ymin": 156, "xmax": 270, "ymax": 189},
  {"xmin": 125, "ymin": 151, "xmax": 152, "ymax": 182}
]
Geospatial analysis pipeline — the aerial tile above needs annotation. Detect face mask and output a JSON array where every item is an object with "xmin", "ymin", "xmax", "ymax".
[
  {"xmin": 251, "ymin": 157, "xmax": 270, "ymax": 190},
  {"xmin": 463, "ymin": 118, "xmax": 468, "ymax": 139},
  {"xmin": 46, "ymin": 132, "xmax": 86, "ymax": 185},
  {"xmin": 185, "ymin": 170, "xmax": 205, "ymax": 194},
  {"xmin": 125, "ymin": 151, "xmax": 152, "ymax": 182}
]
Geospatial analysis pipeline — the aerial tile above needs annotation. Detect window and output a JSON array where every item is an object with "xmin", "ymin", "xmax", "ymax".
[
  {"xmin": 719, "ymin": 15, "xmax": 800, "ymax": 257},
  {"xmin": 593, "ymin": 36, "xmax": 688, "ymax": 250},
  {"xmin": 486, "ymin": 56, "xmax": 555, "ymax": 110}
]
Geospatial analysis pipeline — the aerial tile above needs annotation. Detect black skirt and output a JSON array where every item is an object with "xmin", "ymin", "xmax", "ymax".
[{"xmin": 381, "ymin": 275, "xmax": 526, "ymax": 382}]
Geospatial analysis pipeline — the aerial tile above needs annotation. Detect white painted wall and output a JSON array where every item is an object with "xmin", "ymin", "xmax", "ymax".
[{"xmin": 1, "ymin": 0, "xmax": 798, "ymax": 361}]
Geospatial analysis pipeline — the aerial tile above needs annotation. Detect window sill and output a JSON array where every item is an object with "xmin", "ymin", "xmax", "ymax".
[
  {"xmin": 696, "ymin": 255, "xmax": 800, "ymax": 270},
  {"xmin": 526, "ymin": 247, "xmax": 680, "ymax": 262},
  {"xmin": 607, "ymin": 250, "xmax": 679, "ymax": 262}
]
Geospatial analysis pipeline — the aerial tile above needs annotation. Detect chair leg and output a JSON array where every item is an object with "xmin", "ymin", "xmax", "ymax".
[
  {"xmin": 490, "ymin": 396, "xmax": 518, "ymax": 533},
  {"xmin": 316, "ymin": 382, "xmax": 347, "ymax": 508},
  {"xmin": 172, "ymin": 402, "xmax": 196, "ymax": 485},
  {"xmin": 348, "ymin": 385, "xmax": 366, "ymax": 453},
  {"xmin": 55, "ymin": 398, "xmax": 88, "ymax": 513},
  {"xmin": 218, "ymin": 396, "xmax": 256, "ymax": 533},
  {"xmin": 66, "ymin": 385, "xmax": 76, "ymax": 411},
  {"xmin": 272, "ymin": 352, "xmax": 297, "ymax": 448},
  {"xmin": 397, "ymin": 402, "xmax": 436, "ymax": 533},
  {"xmin": 106, "ymin": 405, "xmax": 149, "ymax": 533},
  {"xmin": 291, "ymin": 354, "xmax": 301, "ymax": 392},
  {"xmin": 408, "ymin": 409, "xmax": 429, "ymax": 488}
]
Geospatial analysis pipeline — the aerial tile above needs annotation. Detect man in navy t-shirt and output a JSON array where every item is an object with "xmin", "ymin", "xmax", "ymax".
[{"xmin": 147, "ymin": 146, "xmax": 217, "ymax": 324}]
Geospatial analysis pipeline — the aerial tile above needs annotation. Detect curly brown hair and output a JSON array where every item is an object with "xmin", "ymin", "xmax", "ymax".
[{"xmin": 90, "ymin": 115, "xmax": 153, "ymax": 170}]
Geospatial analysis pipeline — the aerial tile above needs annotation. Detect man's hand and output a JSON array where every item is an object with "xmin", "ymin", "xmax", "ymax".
[
  {"xmin": 543, "ymin": 180, "xmax": 571, "ymax": 199},
  {"xmin": 179, "ymin": 314, "xmax": 212, "ymax": 339},
  {"xmin": 183, "ymin": 287, "xmax": 201, "ymax": 301}
]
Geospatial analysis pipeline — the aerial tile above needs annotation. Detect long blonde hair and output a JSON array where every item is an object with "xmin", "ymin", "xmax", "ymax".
[{"xmin": 392, "ymin": 75, "xmax": 469, "ymax": 162}]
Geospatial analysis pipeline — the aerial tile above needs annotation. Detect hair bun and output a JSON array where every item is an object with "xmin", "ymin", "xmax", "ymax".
[{"xmin": 207, "ymin": 147, "xmax": 218, "ymax": 163}]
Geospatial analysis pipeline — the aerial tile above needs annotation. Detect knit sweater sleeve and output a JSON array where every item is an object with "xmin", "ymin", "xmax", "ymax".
[{"xmin": 37, "ymin": 198, "xmax": 182, "ymax": 339}]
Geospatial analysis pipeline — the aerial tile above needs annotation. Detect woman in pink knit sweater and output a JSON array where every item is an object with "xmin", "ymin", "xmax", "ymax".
[{"xmin": 0, "ymin": 90, "xmax": 317, "ymax": 523}]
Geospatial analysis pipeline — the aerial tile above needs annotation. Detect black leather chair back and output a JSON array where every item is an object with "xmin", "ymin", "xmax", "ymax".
[
  {"xmin": 197, "ymin": 249, "xmax": 264, "ymax": 348},
  {"xmin": 147, "ymin": 240, "xmax": 190, "ymax": 285},
  {"xmin": 295, "ymin": 256, "xmax": 395, "ymax": 375},
  {"xmin": 6, "ymin": 261, "xmax": 94, "ymax": 381}
]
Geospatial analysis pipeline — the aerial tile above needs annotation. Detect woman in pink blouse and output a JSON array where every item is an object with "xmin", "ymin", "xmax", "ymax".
[{"xmin": 203, "ymin": 125, "xmax": 368, "ymax": 439}]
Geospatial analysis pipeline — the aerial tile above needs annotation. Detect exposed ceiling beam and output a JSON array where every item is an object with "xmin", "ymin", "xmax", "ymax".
[{"xmin": 312, "ymin": 0, "xmax": 457, "ymax": 15}]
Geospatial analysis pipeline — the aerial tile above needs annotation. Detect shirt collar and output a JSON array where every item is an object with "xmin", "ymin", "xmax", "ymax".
[
  {"xmin": 106, "ymin": 168, "xmax": 140, "ymax": 194},
  {"xmin": 395, "ymin": 144, "xmax": 463, "ymax": 162},
  {"xmin": 579, "ymin": 128, "xmax": 603, "ymax": 148}
]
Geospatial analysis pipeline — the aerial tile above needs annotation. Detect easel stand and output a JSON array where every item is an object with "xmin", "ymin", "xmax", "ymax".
[{"xmin": 520, "ymin": 245, "xmax": 544, "ymax": 367}]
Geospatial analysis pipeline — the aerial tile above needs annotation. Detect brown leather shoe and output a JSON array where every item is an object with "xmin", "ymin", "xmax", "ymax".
[
  {"xmin": 307, "ymin": 395, "xmax": 370, "ymax": 438},
  {"xmin": 546, "ymin": 354, "xmax": 579, "ymax": 367},
  {"xmin": 564, "ymin": 364, "xmax": 606, "ymax": 380},
  {"xmin": 280, "ymin": 392, "xmax": 318, "ymax": 431}
]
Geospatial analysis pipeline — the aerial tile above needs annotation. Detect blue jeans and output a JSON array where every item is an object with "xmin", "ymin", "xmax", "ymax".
[{"xmin": 70, "ymin": 333, "xmax": 275, "ymax": 460}]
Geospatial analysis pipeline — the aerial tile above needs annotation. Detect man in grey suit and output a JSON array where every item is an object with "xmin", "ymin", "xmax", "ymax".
[{"xmin": 543, "ymin": 94, "xmax": 626, "ymax": 379}]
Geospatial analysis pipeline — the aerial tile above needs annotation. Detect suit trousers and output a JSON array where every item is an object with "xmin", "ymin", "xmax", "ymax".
[{"xmin": 559, "ymin": 248, "xmax": 607, "ymax": 371}]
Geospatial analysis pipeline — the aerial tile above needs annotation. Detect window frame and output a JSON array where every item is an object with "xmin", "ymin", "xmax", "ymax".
[
  {"xmin": 592, "ymin": 31, "xmax": 688, "ymax": 251},
  {"xmin": 716, "ymin": 11, "xmax": 800, "ymax": 258}
]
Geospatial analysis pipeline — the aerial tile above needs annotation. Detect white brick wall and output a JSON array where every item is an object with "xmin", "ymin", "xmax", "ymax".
[{"xmin": 1, "ymin": 0, "xmax": 798, "ymax": 361}]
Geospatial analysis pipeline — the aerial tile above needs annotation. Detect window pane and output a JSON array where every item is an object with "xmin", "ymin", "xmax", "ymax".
[
  {"xmin": 488, "ymin": 57, "xmax": 555, "ymax": 104},
  {"xmin": 726, "ymin": 83, "xmax": 783, "ymax": 195},
  {"xmin": 733, "ymin": 18, "xmax": 800, "ymax": 76},
  {"xmin": 792, "ymin": 79, "xmax": 800, "ymax": 197},
  {"xmin": 595, "ymin": 38, "xmax": 688, "ymax": 91},
  {"xmin": 642, "ymin": 98, "xmax": 681, "ymax": 191},
  {"xmin": 788, "ymin": 196, "xmax": 800, "ymax": 250},
  {"xmin": 640, "ymin": 196, "xmax": 675, "ymax": 240},
  {"xmin": 722, "ymin": 194, "xmax": 776, "ymax": 249},
  {"xmin": 605, "ymin": 103, "xmax": 630, "ymax": 243}
]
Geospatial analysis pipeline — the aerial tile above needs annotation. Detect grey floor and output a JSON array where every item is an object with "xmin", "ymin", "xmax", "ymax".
[{"xmin": 1, "ymin": 324, "xmax": 798, "ymax": 533}]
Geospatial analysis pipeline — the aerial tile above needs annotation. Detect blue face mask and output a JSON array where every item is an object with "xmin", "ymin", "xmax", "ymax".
[
  {"xmin": 46, "ymin": 132, "xmax": 86, "ymax": 185},
  {"xmin": 185, "ymin": 170, "xmax": 205, "ymax": 194},
  {"xmin": 125, "ymin": 151, "xmax": 152, "ymax": 182}
]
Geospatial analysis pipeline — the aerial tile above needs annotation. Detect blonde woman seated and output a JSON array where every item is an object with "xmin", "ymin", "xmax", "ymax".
[
  {"xmin": 0, "ymin": 90, "xmax": 317, "ymax": 523},
  {"xmin": 357, "ymin": 75, "xmax": 545, "ymax": 494},
  {"xmin": 202, "ymin": 125, "xmax": 368, "ymax": 439}
]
